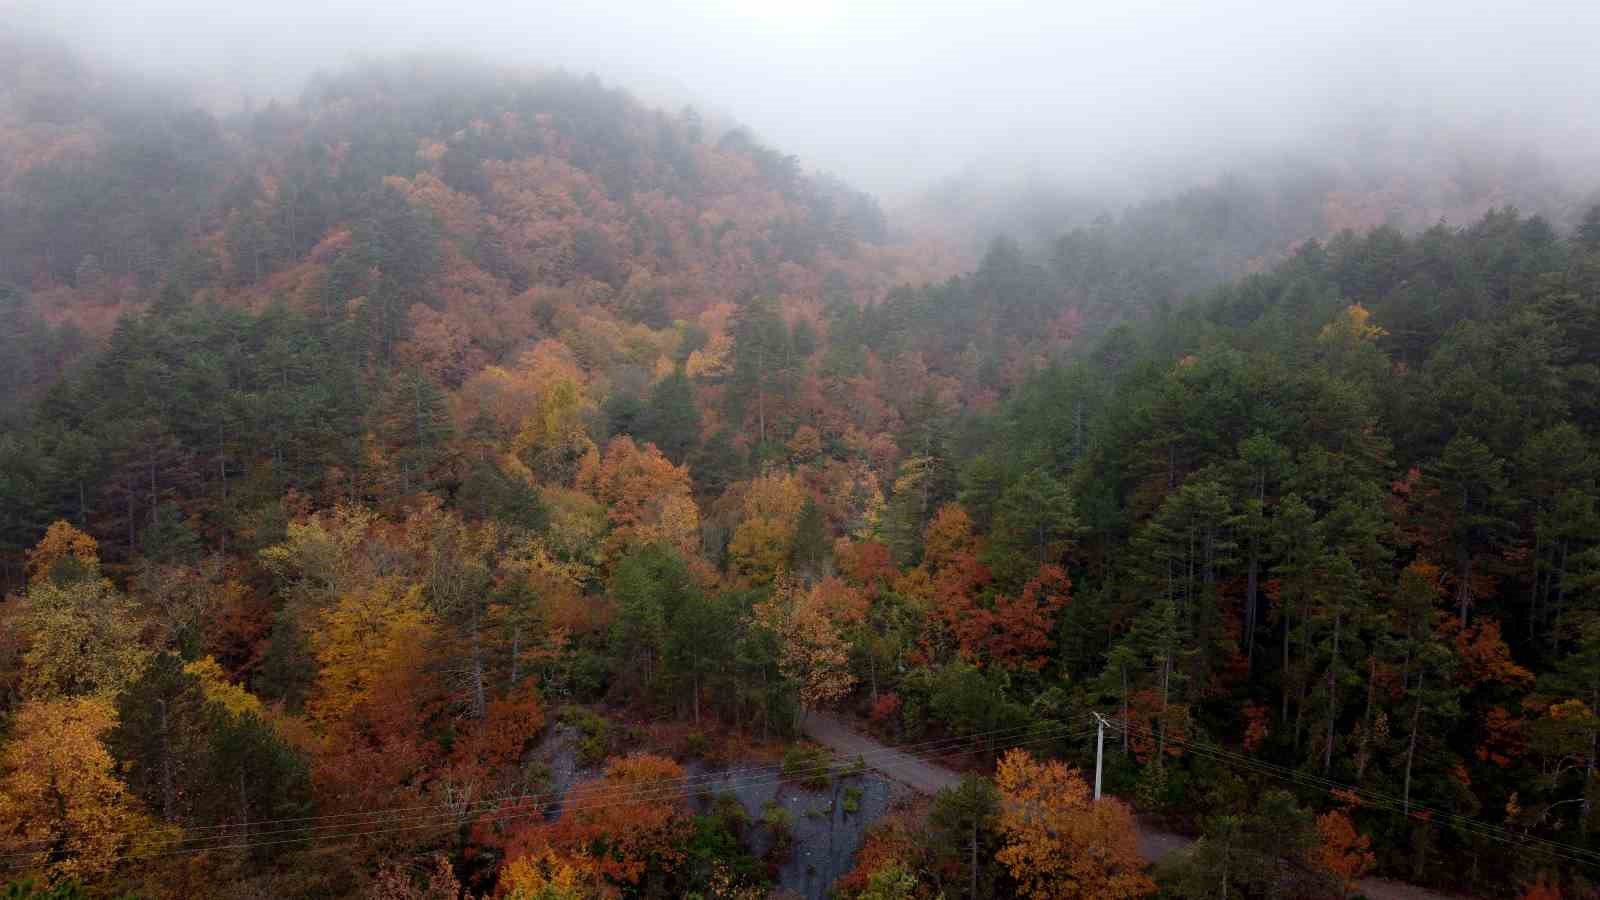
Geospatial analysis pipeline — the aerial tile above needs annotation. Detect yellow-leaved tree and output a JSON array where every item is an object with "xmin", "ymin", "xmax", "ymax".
[
  {"xmin": 727, "ymin": 471, "xmax": 807, "ymax": 585},
  {"xmin": 183, "ymin": 656, "xmax": 264, "ymax": 718},
  {"xmin": 499, "ymin": 846, "xmax": 595, "ymax": 899},
  {"xmin": 10, "ymin": 522, "xmax": 146, "ymax": 702},
  {"xmin": 16, "ymin": 577, "xmax": 147, "ymax": 702},
  {"xmin": 309, "ymin": 578, "xmax": 438, "ymax": 722},
  {"xmin": 258, "ymin": 505, "xmax": 379, "ymax": 602},
  {"xmin": 0, "ymin": 697, "xmax": 176, "ymax": 882},
  {"xmin": 751, "ymin": 573, "xmax": 856, "ymax": 729}
]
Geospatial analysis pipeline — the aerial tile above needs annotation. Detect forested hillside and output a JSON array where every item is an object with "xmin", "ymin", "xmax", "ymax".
[
  {"xmin": 3, "ymin": 30, "xmax": 1600, "ymax": 900},
  {"xmin": 904, "ymin": 138, "xmax": 1595, "ymax": 348}
]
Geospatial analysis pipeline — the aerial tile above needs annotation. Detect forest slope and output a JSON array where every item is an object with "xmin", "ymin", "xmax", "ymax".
[{"xmin": 2, "ymin": 32, "xmax": 1600, "ymax": 900}]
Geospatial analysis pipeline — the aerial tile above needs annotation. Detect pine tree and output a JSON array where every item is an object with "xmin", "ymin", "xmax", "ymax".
[
  {"xmin": 728, "ymin": 295, "xmax": 795, "ymax": 449},
  {"xmin": 1426, "ymin": 434, "xmax": 1512, "ymax": 626},
  {"xmin": 374, "ymin": 371, "xmax": 454, "ymax": 495},
  {"xmin": 636, "ymin": 370, "xmax": 701, "ymax": 464},
  {"xmin": 107, "ymin": 654, "xmax": 212, "ymax": 824}
]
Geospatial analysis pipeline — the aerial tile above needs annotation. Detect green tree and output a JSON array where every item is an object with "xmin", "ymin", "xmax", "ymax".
[
  {"xmin": 1426, "ymin": 434, "xmax": 1512, "ymax": 626},
  {"xmin": 666, "ymin": 590, "xmax": 734, "ymax": 725},
  {"xmin": 987, "ymin": 468, "xmax": 1077, "ymax": 584},
  {"xmin": 728, "ymin": 295, "xmax": 796, "ymax": 449},
  {"xmin": 373, "ymin": 370, "xmax": 454, "ymax": 495},
  {"xmin": 610, "ymin": 545, "xmax": 698, "ymax": 694},
  {"xmin": 202, "ymin": 707, "xmax": 312, "ymax": 856},
  {"xmin": 107, "ymin": 653, "xmax": 212, "ymax": 824},
  {"xmin": 1233, "ymin": 434, "xmax": 1291, "ymax": 672},
  {"xmin": 635, "ymin": 370, "xmax": 701, "ymax": 464},
  {"xmin": 789, "ymin": 498, "xmax": 830, "ymax": 582},
  {"xmin": 929, "ymin": 775, "xmax": 1002, "ymax": 899}
]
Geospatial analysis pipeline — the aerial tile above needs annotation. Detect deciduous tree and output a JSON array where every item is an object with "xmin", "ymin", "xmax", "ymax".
[{"xmin": 993, "ymin": 749, "xmax": 1153, "ymax": 899}]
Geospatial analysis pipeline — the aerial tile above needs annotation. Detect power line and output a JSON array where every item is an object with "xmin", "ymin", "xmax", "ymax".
[
  {"xmin": 0, "ymin": 719, "xmax": 1098, "ymax": 869},
  {"xmin": 0, "ymin": 715, "xmax": 1091, "ymax": 854},
  {"xmin": 1116, "ymin": 718, "xmax": 1600, "ymax": 867},
  {"xmin": 2, "ymin": 722, "xmax": 1099, "ymax": 870},
  {"xmin": 1105, "ymin": 716, "xmax": 1600, "ymax": 870}
]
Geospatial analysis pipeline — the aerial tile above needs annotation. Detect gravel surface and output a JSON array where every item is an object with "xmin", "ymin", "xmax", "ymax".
[
  {"xmin": 532, "ymin": 718, "xmax": 908, "ymax": 899},
  {"xmin": 685, "ymin": 763, "xmax": 909, "ymax": 899},
  {"xmin": 802, "ymin": 711, "xmax": 1477, "ymax": 900}
]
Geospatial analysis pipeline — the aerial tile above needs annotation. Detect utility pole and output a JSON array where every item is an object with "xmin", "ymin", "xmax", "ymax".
[{"xmin": 1093, "ymin": 712, "xmax": 1107, "ymax": 801}]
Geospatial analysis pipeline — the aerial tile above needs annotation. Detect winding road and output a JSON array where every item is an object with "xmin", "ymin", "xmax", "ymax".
[{"xmin": 801, "ymin": 711, "xmax": 1468, "ymax": 900}]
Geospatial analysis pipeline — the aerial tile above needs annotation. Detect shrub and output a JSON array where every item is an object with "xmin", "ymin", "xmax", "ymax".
[
  {"xmin": 870, "ymin": 692, "xmax": 902, "ymax": 723},
  {"xmin": 762, "ymin": 801, "xmax": 797, "ymax": 860},
  {"xmin": 782, "ymin": 743, "xmax": 833, "ymax": 789},
  {"xmin": 559, "ymin": 706, "xmax": 612, "ymax": 767},
  {"xmin": 711, "ymin": 791, "xmax": 748, "ymax": 830},
  {"xmin": 843, "ymin": 785, "xmax": 865, "ymax": 815}
]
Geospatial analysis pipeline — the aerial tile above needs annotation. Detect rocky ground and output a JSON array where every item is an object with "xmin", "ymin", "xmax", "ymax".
[{"xmin": 532, "ymin": 717, "xmax": 910, "ymax": 899}]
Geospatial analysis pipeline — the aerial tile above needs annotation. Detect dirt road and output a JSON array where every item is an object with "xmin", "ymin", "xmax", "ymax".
[{"xmin": 801, "ymin": 712, "xmax": 1468, "ymax": 900}]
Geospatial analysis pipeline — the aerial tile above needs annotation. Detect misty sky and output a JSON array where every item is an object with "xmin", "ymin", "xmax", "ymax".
[{"xmin": 9, "ymin": 0, "xmax": 1600, "ymax": 195}]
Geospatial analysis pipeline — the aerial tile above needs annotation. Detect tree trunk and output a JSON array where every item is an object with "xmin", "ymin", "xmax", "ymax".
[
  {"xmin": 1158, "ymin": 656, "xmax": 1170, "ymax": 763},
  {"xmin": 238, "ymin": 770, "xmax": 250, "ymax": 842},
  {"xmin": 469, "ymin": 617, "xmax": 487, "ymax": 720},
  {"xmin": 1357, "ymin": 656, "xmax": 1377, "ymax": 781},
  {"xmin": 1323, "ymin": 611, "xmax": 1340, "ymax": 775},
  {"xmin": 1219, "ymin": 836, "xmax": 1230, "ymax": 900},
  {"xmin": 1551, "ymin": 539, "xmax": 1570, "ymax": 647},
  {"xmin": 1121, "ymin": 664, "xmax": 1130, "ymax": 755},
  {"xmin": 1585, "ymin": 686, "xmax": 1597, "ymax": 835},
  {"xmin": 757, "ymin": 370, "xmax": 766, "ymax": 446},
  {"xmin": 1282, "ymin": 593, "xmax": 1293, "ymax": 724},
  {"xmin": 158, "ymin": 699, "xmax": 174, "ymax": 822},
  {"xmin": 970, "ymin": 815, "xmax": 979, "ymax": 899},
  {"xmin": 1293, "ymin": 668, "xmax": 1309, "ymax": 755},
  {"xmin": 1073, "ymin": 399, "xmax": 1084, "ymax": 462},
  {"xmin": 218, "ymin": 424, "xmax": 228, "ymax": 501},
  {"xmin": 1245, "ymin": 545, "xmax": 1259, "ymax": 673},
  {"xmin": 1529, "ymin": 528, "xmax": 1546, "ymax": 642},
  {"xmin": 1404, "ymin": 673, "xmax": 1424, "ymax": 815},
  {"xmin": 509, "ymin": 625, "xmax": 521, "ymax": 689}
]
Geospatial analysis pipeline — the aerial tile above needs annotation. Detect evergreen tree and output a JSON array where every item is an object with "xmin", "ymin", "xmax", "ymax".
[
  {"xmin": 107, "ymin": 653, "xmax": 212, "ymax": 825},
  {"xmin": 373, "ymin": 370, "xmax": 454, "ymax": 495},
  {"xmin": 789, "ymin": 498, "xmax": 830, "ymax": 582},
  {"xmin": 636, "ymin": 370, "xmax": 702, "ymax": 464}
]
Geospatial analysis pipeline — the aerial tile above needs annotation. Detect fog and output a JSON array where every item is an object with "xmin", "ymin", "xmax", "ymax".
[{"xmin": 9, "ymin": 0, "xmax": 1600, "ymax": 201}]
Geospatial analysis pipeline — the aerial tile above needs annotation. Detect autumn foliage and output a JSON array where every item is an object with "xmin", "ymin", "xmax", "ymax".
[
  {"xmin": 3, "ymin": 27, "xmax": 1600, "ymax": 900},
  {"xmin": 1313, "ymin": 809, "xmax": 1375, "ymax": 891},
  {"xmin": 993, "ymin": 749, "xmax": 1154, "ymax": 899}
]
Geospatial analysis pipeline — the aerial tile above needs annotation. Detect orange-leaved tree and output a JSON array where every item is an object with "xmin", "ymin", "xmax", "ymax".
[
  {"xmin": 577, "ymin": 435, "xmax": 699, "ymax": 561},
  {"xmin": 23, "ymin": 520, "xmax": 99, "ymax": 585},
  {"xmin": 1312, "ymin": 809, "xmax": 1374, "ymax": 892},
  {"xmin": 497, "ymin": 753, "xmax": 690, "ymax": 890},
  {"xmin": 1516, "ymin": 874, "xmax": 1564, "ymax": 900},
  {"xmin": 961, "ymin": 564, "xmax": 1070, "ymax": 672},
  {"xmin": 993, "ymin": 749, "xmax": 1154, "ymax": 900}
]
